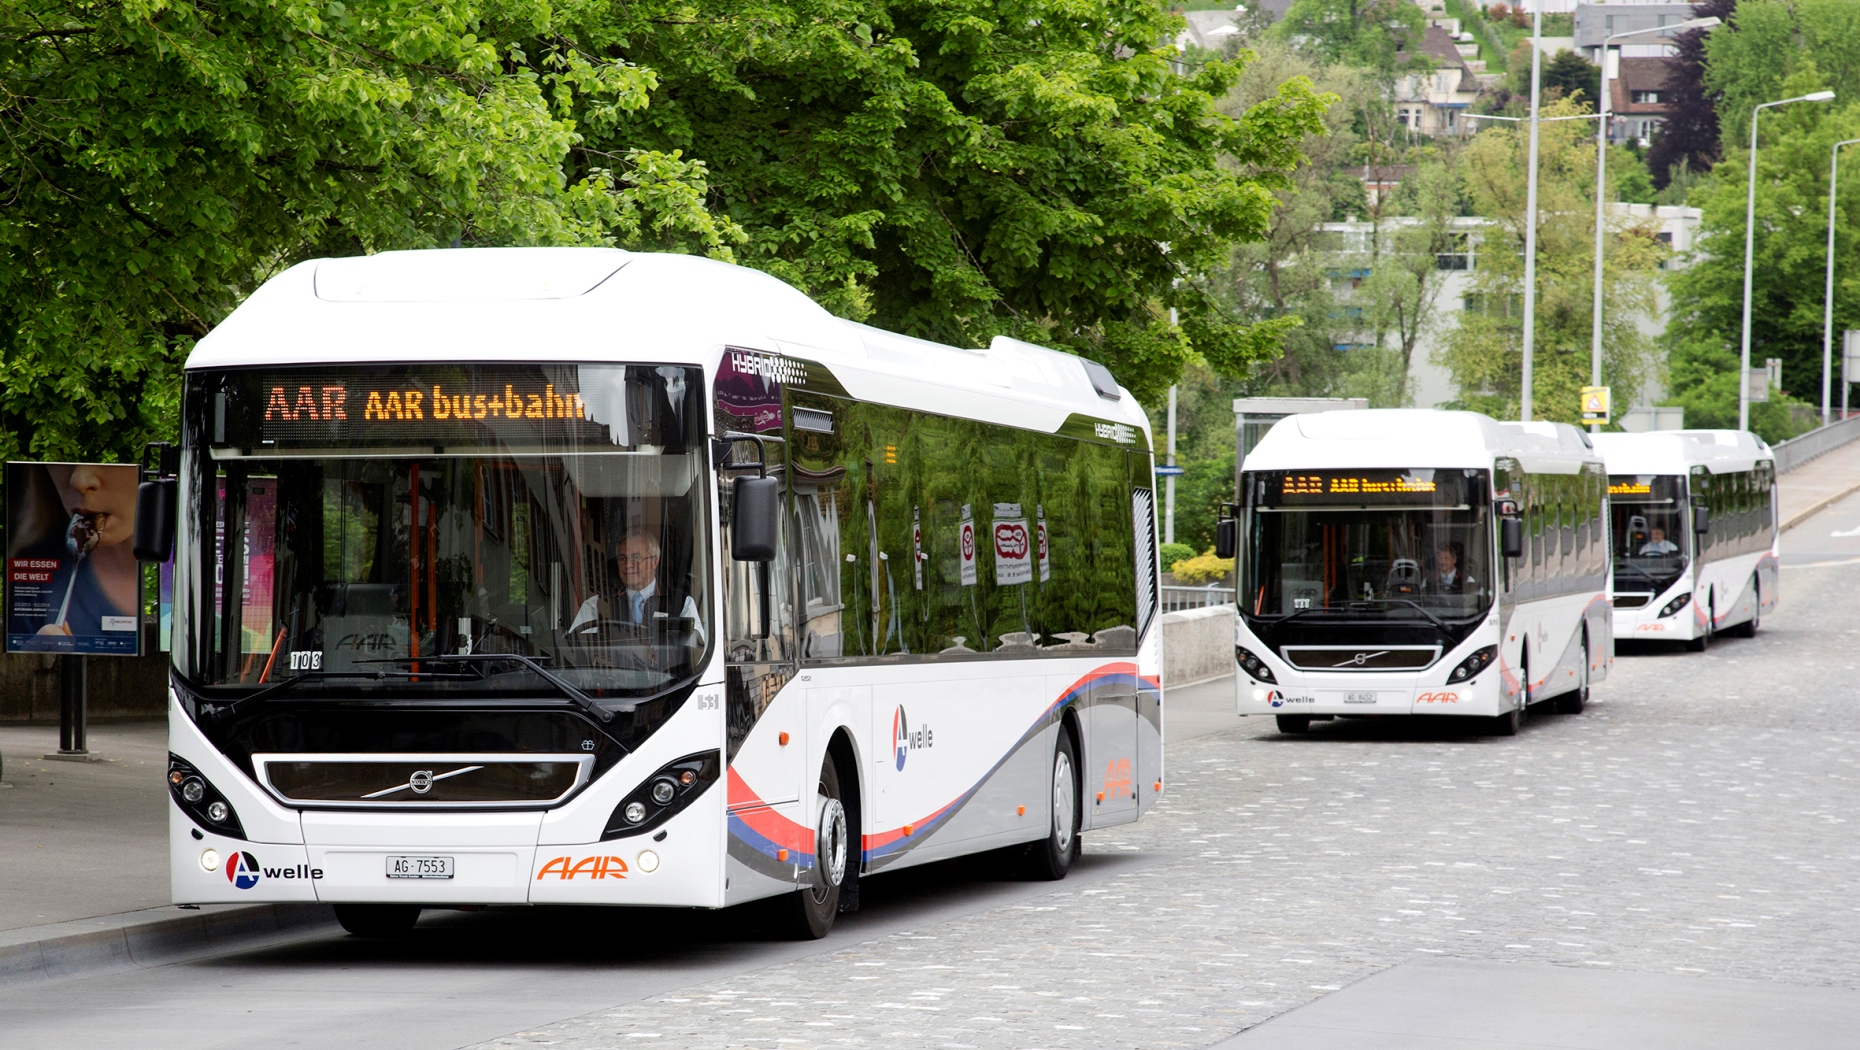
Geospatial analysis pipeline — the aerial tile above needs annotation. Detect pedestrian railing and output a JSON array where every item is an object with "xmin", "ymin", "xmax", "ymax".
[
  {"xmin": 1772, "ymin": 413, "xmax": 1860, "ymax": 473},
  {"xmin": 1161, "ymin": 585, "xmax": 1235, "ymax": 613}
]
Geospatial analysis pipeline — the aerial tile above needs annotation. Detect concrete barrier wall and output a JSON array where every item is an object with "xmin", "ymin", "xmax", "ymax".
[{"xmin": 1163, "ymin": 604, "xmax": 1235, "ymax": 687}]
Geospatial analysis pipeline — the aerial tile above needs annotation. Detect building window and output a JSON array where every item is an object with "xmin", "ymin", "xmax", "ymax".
[{"xmin": 1632, "ymin": 91, "xmax": 1661, "ymax": 105}]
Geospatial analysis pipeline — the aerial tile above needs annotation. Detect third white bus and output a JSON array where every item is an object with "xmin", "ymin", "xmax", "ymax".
[{"xmin": 1592, "ymin": 430, "xmax": 1778, "ymax": 649}]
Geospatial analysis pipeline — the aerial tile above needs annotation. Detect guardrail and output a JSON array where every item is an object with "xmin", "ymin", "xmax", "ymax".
[
  {"xmin": 1161, "ymin": 585, "xmax": 1235, "ymax": 613},
  {"xmin": 1772, "ymin": 413, "xmax": 1860, "ymax": 473}
]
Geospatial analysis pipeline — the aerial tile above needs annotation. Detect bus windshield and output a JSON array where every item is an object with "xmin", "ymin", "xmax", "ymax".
[
  {"xmin": 174, "ymin": 364, "xmax": 711, "ymax": 701},
  {"xmin": 1608, "ymin": 474, "xmax": 1688, "ymax": 593},
  {"xmin": 1242, "ymin": 468, "xmax": 1493, "ymax": 621}
]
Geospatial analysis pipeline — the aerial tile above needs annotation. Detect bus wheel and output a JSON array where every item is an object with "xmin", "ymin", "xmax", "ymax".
[
  {"xmin": 1729, "ymin": 577, "xmax": 1759, "ymax": 638},
  {"xmin": 780, "ymin": 760, "xmax": 848, "ymax": 940},
  {"xmin": 333, "ymin": 904, "xmax": 421, "ymax": 938},
  {"xmin": 1275, "ymin": 715, "xmax": 1312, "ymax": 734},
  {"xmin": 1687, "ymin": 594, "xmax": 1715, "ymax": 652},
  {"xmin": 1023, "ymin": 723, "xmax": 1082, "ymax": 881},
  {"xmin": 1556, "ymin": 635, "xmax": 1588, "ymax": 714},
  {"xmin": 1493, "ymin": 658, "xmax": 1524, "ymax": 736}
]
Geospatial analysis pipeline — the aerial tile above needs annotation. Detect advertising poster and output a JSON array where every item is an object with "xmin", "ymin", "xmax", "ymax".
[
  {"xmin": 958, "ymin": 504, "xmax": 977, "ymax": 586},
  {"xmin": 912, "ymin": 507, "xmax": 924, "ymax": 591},
  {"xmin": 5, "ymin": 462, "xmax": 143, "ymax": 656},
  {"xmin": 713, "ymin": 349, "xmax": 789, "ymax": 434},
  {"xmin": 992, "ymin": 502, "xmax": 1032, "ymax": 585}
]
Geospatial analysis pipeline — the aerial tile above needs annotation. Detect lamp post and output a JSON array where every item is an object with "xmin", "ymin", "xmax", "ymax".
[
  {"xmin": 1741, "ymin": 90, "xmax": 1837, "ymax": 431},
  {"xmin": 1520, "ymin": 0, "xmax": 1544, "ymax": 421},
  {"xmin": 1823, "ymin": 138, "xmax": 1860, "ymax": 426},
  {"xmin": 1588, "ymin": 17, "xmax": 1720, "ymax": 433}
]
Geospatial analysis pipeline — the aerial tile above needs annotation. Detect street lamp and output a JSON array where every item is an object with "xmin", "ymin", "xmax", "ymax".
[
  {"xmin": 1823, "ymin": 138, "xmax": 1860, "ymax": 426},
  {"xmin": 1588, "ymin": 17, "xmax": 1720, "ymax": 433},
  {"xmin": 1741, "ymin": 90, "xmax": 1837, "ymax": 431},
  {"xmin": 1520, "ymin": 0, "xmax": 1545, "ymax": 421}
]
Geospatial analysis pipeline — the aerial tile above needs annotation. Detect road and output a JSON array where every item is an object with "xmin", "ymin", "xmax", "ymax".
[{"xmin": 4, "ymin": 504, "xmax": 1859, "ymax": 1049}]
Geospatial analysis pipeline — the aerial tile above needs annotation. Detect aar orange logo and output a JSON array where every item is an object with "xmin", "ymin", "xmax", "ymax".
[
  {"xmin": 537, "ymin": 855, "xmax": 629, "ymax": 880},
  {"xmin": 1415, "ymin": 691, "xmax": 1460, "ymax": 704}
]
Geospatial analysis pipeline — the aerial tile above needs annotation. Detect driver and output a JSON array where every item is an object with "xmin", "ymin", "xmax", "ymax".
[
  {"xmin": 569, "ymin": 531, "xmax": 705, "ymax": 644},
  {"xmin": 1432, "ymin": 541, "xmax": 1471, "ymax": 594},
  {"xmin": 1639, "ymin": 527, "xmax": 1679, "ymax": 555}
]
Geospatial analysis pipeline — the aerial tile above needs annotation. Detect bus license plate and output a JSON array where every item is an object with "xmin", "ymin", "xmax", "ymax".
[
  {"xmin": 1344, "ymin": 692, "xmax": 1377, "ymax": 704},
  {"xmin": 386, "ymin": 855, "xmax": 454, "ymax": 879}
]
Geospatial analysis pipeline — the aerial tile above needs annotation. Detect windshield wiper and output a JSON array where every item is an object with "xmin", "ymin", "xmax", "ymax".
[
  {"xmin": 1266, "ymin": 599, "xmax": 1451, "ymax": 632},
  {"xmin": 366, "ymin": 654, "xmax": 614, "ymax": 724},
  {"xmin": 1612, "ymin": 560, "xmax": 1668, "ymax": 588},
  {"xmin": 1345, "ymin": 598, "xmax": 1451, "ymax": 632},
  {"xmin": 225, "ymin": 667, "xmax": 477, "ymax": 712}
]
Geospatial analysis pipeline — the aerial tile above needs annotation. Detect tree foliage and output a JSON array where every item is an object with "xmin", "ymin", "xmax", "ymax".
[
  {"xmin": 567, "ymin": 0, "xmax": 1332, "ymax": 406},
  {"xmin": 1272, "ymin": 0, "xmax": 1428, "ymax": 75},
  {"xmin": 1435, "ymin": 98, "xmax": 1664, "ymax": 424},
  {"xmin": 1647, "ymin": 0, "xmax": 1734, "ymax": 191},
  {"xmin": 1664, "ymin": 71, "xmax": 1860, "ymax": 441},
  {"xmin": 1, "ymin": 0, "xmax": 1332, "ymax": 465},
  {"xmin": 0, "ymin": 0, "xmax": 717, "ymax": 463}
]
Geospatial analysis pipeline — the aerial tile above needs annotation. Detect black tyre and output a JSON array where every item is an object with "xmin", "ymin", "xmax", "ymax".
[
  {"xmin": 1275, "ymin": 715, "xmax": 1312, "ymax": 734},
  {"xmin": 1687, "ymin": 594, "xmax": 1715, "ymax": 652},
  {"xmin": 333, "ymin": 903, "xmax": 421, "ymax": 938},
  {"xmin": 1556, "ymin": 635, "xmax": 1589, "ymax": 714},
  {"xmin": 1023, "ymin": 723, "xmax": 1082, "ymax": 881},
  {"xmin": 778, "ymin": 758, "xmax": 849, "ymax": 939},
  {"xmin": 1728, "ymin": 577, "xmax": 1759, "ymax": 638},
  {"xmin": 1493, "ymin": 656, "xmax": 1525, "ymax": 736}
]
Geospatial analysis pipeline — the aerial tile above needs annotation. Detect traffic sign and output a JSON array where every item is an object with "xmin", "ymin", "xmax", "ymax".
[
  {"xmin": 1580, "ymin": 385, "xmax": 1610, "ymax": 423},
  {"xmin": 1154, "ymin": 465, "xmax": 1186, "ymax": 477}
]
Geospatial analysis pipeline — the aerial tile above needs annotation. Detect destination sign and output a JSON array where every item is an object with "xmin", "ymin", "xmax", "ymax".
[
  {"xmin": 1254, "ymin": 469, "xmax": 1476, "ymax": 508},
  {"xmin": 203, "ymin": 365, "xmax": 702, "ymax": 452}
]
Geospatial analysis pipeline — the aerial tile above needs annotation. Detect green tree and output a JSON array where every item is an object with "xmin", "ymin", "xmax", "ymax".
[
  {"xmin": 1435, "ymin": 98, "xmax": 1665, "ymax": 424},
  {"xmin": 1664, "ymin": 73, "xmax": 1860, "ymax": 441},
  {"xmin": 1542, "ymin": 50, "xmax": 1599, "ymax": 107},
  {"xmin": 571, "ymin": 0, "xmax": 1334, "ymax": 405},
  {"xmin": 0, "ymin": 0, "xmax": 723, "ymax": 465},
  {"xmin": 1273, "ymin": 0, "xmax": 1429, "ymax": 74}
]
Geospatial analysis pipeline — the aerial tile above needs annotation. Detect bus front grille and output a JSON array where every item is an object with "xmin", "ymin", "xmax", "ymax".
[
  {"xmin": 1278, "ymin": 646, "xmax": 1441, "ymax": 672},
  {"xmin": 252, "ymin": 753, "xmax": 593, "ymax": 808}
]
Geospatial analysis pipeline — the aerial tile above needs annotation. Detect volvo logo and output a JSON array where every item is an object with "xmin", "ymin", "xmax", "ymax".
[
  {"xmin": 1334, "ymin": 650, "xmax": 1388, "ymax": 668},
  {"xmin": 361, "ymin": 764, "xmax": 484, "ymax": 800}
]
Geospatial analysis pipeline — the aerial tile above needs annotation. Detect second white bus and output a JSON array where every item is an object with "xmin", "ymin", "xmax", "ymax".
[{"xmin": 1223, "ymin": 410, "xmax": 1612, "ymax": 736}]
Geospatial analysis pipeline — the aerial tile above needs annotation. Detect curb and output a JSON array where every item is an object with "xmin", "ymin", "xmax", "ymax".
[
  {"xmin": 1779, "ymin": 478, "xmax": 1860, "ymax": 534},
  {"xmin": 0, "ymin": 903, "xmax": 338, "ymax": 987}
]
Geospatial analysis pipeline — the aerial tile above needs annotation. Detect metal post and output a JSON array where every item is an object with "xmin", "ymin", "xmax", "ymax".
[
  {"xmin": 56, "ymin": 655, "xmax": 88, "ymax": 757},
  {"xmin": 1520, "ymin": 0, "xmax": 1544, "ymax": 422},
  {"xmin": 1824, "ymin": 140, "xmax": 1860, "ymax": 427},
  {"xmin": 1590, "ymin": 41, "xmax": 1612, "ymax": 434},
  {"xmin": 1165, "ymin": 384, "xmax": 1177, "ymax": 546}
]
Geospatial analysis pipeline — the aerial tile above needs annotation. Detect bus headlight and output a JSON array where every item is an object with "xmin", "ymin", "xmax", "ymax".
[
  {"xmin": 1447, "ymin": 645, "xmax": 1497, "ymax": 683},
  {"xmin": 1658, "ymin": 592, "xmax": 1691, "ymax": 618},
  {"xmin": 1235, "ymin": 646, "xmax": 1277, "ymax": 683},
  {"xmin": 167, "ymin": 754, "xmax": 247, "ymax": 840},
  {"xmin": 603, "ymin": 751, "xmax": 722, "ymax": 841}
]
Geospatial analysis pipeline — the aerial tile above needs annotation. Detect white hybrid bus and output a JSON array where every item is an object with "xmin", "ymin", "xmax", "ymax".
[
  {"xmin": 1222, "ymin": 410, "xmax": 1611, "ymax": 736},
  {"xmin": 137, "ymin": 248, "xmax": 1163, "ymax": 939},
  {"xmin": 1591, "ymin": 430, "xmax": 1778, "ymax": 649}
]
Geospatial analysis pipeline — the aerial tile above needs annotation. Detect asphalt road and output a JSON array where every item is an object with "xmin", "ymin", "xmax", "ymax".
[{"xmin": 5, "ymin": 503, "xmax": 1859, "ymax": 1050}]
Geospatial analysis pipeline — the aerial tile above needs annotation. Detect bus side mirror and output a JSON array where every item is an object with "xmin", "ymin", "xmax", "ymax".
[
  {"xmin": 1214, "ymin": 517, "xmax": 1237, "ymax": 560},
  {"xmin": 1692, "ymin": 505, "xmax": 1710, "ymax": 535},
  {"xmin": 133, "ymin": 478, "xmax": 176, "ymax": 563},
  {"xmin": 731, "ymin": 475, "xmax": 780, "ymax": 562},
  {"xmin": 1500, "ymin": 517, "xmax": 1523, "ymax": 559}
]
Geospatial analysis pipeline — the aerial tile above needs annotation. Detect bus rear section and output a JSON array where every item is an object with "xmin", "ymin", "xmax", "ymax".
[{"xmin": 1228, "ymin": 410, "xmax": 1609, "ymax": 735}]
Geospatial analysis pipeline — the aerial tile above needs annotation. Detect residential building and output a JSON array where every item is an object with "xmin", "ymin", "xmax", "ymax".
[
  {"xmin": 1574, "ymin": 2, "xmax": 1701, "ymax": 61},
  {"xmin": 1610, "ymin": 56, "xmax": 1680, "ymax": 146},
  {"xmin": 1393, "ymin": 27, "xmax": 1483, "ymax": 137}
]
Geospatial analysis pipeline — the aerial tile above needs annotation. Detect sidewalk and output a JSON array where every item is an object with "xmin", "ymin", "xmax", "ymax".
[{"xmin": 1777, "ymin": 439, "xmax": 1860, "ymax": 531}]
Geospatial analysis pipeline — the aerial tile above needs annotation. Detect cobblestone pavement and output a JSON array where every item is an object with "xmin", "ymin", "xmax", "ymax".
[{"xmin": 478, "ymin": 563, "xmax": 1860, "ymax": 1050}]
